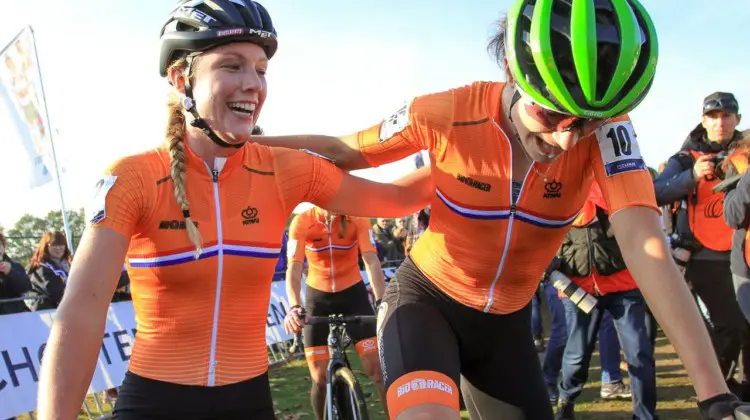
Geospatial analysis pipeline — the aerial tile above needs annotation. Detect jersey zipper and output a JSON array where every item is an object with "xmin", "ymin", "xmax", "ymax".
[
  {"xmin": 326, "ymin": 217, "xmax": 336, "ymax": 292},
  {"xmin": 206, "ymin": 166, "xmax": 224, "ymax": 386},
  {"xmin": 483, "ymin": 131, "xmax": 533, "ymax": 313}
]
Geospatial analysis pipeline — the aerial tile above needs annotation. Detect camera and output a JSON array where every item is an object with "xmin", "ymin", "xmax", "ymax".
[
  {"xmin": 548, "ymin": 271, "xmax": 598, "ymax": 314},
  {"xmin": 711, "ymin": 151, "xmax": 728, "ymax": 179}
]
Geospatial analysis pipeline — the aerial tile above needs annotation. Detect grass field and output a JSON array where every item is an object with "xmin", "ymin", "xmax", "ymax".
[{"xmin": 271, "ymin": 333, "xmax": 704, "ymax": 420}]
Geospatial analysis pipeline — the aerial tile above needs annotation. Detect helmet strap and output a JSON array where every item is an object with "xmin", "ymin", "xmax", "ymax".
[{"xmin": 182, "ymin": 55, "xmax": 244, "ymax": 150}]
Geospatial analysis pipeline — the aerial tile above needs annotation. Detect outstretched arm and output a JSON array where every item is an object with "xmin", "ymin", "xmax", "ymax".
[
  {"xmin": 320, "ymin": 167, "xmax": 433, "ymax": 219},
  {"xmin": 254, "ymin": 134, "xmax": 371, "ymax": 171},
  {"xmin": 611, "ymin": 206, "xmax": 728, "ymax": 401}
]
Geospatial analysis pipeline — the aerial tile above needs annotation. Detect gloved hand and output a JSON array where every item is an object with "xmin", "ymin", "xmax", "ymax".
[{"xmin": 698, "ymin": 393, "xmax": 750, "ymax": 419}]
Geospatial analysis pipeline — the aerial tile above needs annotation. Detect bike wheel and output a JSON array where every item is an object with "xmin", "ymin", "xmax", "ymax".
[{"xmin": 325, "ymin": 367, "xmax": 370, "ymax": 420}]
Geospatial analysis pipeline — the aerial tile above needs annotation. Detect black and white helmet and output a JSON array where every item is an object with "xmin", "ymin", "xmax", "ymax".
[{"xmin": 159, "ymin": 0, "xmax": 278, "ymax": 77}]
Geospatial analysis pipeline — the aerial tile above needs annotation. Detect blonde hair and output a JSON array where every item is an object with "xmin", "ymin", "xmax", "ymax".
[{"xmin": 166, "ymin": 57, "xmax": 203, "ymax": 258}]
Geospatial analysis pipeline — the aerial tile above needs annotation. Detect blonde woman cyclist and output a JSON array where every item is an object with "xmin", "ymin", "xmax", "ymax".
[
  {"xmin": 284, "ymin": 206, "xmax": 388, "ymax": 419},
  {"xmin": 35, "ymin": 2, "xmax": 432, "ymax": 419}
]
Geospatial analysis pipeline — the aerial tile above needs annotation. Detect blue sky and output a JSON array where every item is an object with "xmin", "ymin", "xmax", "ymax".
[{"xmin": 0, "ymin": 0, "xmax": 748, "ymax": 228}]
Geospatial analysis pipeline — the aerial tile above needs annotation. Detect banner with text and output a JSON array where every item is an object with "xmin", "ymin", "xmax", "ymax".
[{"xmin": 0, "ymin": 268, "xmax": 398, "ymax": 418}]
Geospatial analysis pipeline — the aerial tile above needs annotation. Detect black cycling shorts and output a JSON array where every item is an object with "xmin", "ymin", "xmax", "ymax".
[
  {"xmin": 113, "ymin": 370, "xmax": 275, "ymax": 419},
  {"xmin": 377, "ymin": 256, "xmax": 553, "ymax": 419},
  {"xmin": 303, "ymin": 281, "xmax": 377, "ymax": 359}
]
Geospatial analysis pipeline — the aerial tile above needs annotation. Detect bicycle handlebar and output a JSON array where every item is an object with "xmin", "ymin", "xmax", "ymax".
[
  {"xmin": 287, "ymin": 309, "xmax": 377, "ymax": 355},
  {"xmin": 304, "ymin": 314, "xmax": 377, "ymax": 325}
]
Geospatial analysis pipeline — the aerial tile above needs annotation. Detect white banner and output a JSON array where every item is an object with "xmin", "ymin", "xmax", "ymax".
[
  {"xmin": 0, "ymin": 26, "xmax": 55, "ymax": 188},
  {"xmin": 0, "ymin": 302, "xmax": 136, "ymax": 418},
  {"xmin": 0, "ymin": 267, "xmax": 400, "ymax": 418}
]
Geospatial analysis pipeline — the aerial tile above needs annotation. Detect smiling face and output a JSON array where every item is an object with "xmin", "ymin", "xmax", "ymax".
[
  {"xmin": 170, "ymin": 42, "xmax": 269, "ymax": 146},
  {"xmin": 511, "ymin": 94, "xmax": 606, "ymax": 163}
]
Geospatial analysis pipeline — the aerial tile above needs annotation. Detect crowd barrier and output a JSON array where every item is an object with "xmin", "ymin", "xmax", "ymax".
[{"xmin": 0, "ymin": 264, "xmax": 401, "ymax": 419}]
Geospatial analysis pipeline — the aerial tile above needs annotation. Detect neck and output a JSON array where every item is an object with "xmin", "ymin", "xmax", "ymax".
[
  {"xmin": 500, "ymin": 84, "xmax": 535, "ymax": 180},
  {"xmin": 185, "ymin": 127, "xmax": 240, "ymax": 168}
]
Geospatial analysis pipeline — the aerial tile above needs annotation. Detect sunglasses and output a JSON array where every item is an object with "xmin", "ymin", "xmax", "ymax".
[
  {"xmin": 703, "ymin": 98, "xmax": 739, "ymax": 114},
  {"xmin": 523, "ymin": 101, "xmax": 606, "ymax": 136}
]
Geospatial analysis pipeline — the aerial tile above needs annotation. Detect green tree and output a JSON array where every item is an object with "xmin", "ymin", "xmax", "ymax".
[{"xmin": 5, "ymin": 208, "xmax": 86, "ymax": 267}]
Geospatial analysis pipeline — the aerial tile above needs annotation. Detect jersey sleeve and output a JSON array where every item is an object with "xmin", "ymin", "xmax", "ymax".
[
  {"xmin": 354, "ymin": 217, "xmax": 377, "ymax": 255},
  {"xmin": 87, "ymin": 156, "xmax": 150, "ymax": 238},
  {"xmin": 273, "ymin": 148, "xmax": 345, "ymax": 213},
  {"xmin": 589, "ymin": 116, "xmax": 659, "ymax": 216},
  {"xmin": 286, "ymin": 214, "xmax": 307, "ymax": 263},
  {"xmin": 341, "ymin": 90, "xmax": 454, "ymax": 167}
]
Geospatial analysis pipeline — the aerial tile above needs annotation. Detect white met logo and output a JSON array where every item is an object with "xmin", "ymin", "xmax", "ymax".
[
  {"xmin": 397, "ymin": 378, "xmax": 453, "ymax": 398},
  {"xmin": 379, "ymin": 101, "xmax": 411, "ymax": 143}
]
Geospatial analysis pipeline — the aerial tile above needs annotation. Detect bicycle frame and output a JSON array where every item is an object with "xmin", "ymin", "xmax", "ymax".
[{"xmin": 325, "ymin": 320, "xmax": 352, "ymax": 419}]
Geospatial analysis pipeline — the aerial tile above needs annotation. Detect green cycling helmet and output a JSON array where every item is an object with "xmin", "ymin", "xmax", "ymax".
[{"xmin": 505, "ymin": 0, "xmax": 659, "ymax": 119}]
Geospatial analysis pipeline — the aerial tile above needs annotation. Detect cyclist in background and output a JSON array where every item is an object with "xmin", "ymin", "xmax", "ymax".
[
  {"xmin": 283, "ymin": 206, "xmax": 388, "ymax": 419},
  {"xmin": 253, "ymin": 1, "xmax": 746, "ymax": 418},
  {"xmin": 35, "ymin": 2, "xmax": 432, "ymax": 419}
]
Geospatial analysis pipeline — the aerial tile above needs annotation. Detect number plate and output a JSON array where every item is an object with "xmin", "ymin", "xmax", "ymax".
[{"xmin": 596, "ymin": 121, "xmax": 646, "ymax": 177}]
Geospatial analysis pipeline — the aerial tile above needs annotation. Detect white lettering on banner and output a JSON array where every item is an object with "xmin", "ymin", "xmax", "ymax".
[
  {"xmin": 0, "ymin": 302, "xmax": 137, "ymax": 419},
  {"xmin": 0, "ymin": 270, "xmax": 396, "ymax": 418}
]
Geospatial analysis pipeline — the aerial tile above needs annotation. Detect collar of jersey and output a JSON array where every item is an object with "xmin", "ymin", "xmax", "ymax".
[{"xmin": 182, "ymin": 139, "xmax": 247, "ymax": 180}]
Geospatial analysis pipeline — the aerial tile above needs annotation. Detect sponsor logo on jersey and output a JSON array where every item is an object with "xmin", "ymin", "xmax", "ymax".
[
  {"xmin": 456, "ymin": 174, "xmax": 491, "ymax": 192},
  {"xmin": 159, "ymin": 220, "xmax": 200, "ymax": 230},
  {"xmin": 396, "ymin": 378, "xmax": 454, "ymax": 398},
  {"xmin": 543, "ymin": 179, "xmax": 562, "ymax": 199},
  {"xmin": 242, "ymin": 207, "xmax": 260, "ymax": 225}
]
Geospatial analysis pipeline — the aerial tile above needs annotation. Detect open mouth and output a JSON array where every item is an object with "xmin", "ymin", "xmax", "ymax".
[
  {"xmin": 535, "ymin": 137, "xmax": 563, "ymax": 159},
  {"xmin": 227, "ymin": 101, "xmax": 256, "ymax": 119}
]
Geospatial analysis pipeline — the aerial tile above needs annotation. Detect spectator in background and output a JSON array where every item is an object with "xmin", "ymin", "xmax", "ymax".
[
  {"xmin": 392, "ymin": 217, "xmax": 408, "ymax": 260},
  {"xmin": 111, "ymin": 265, "xmax": 132, "ymax": 302},
  {"xmin": 555, "ymin": 181, "xmax": 656, "ymax": 419},
  {"xmin": 653, "ymin": 92, "xmax": 749, "ymax": 391},
  {"xmin": 26, "ymin": 230, "xmax": 72, "ymax": 311},
  {"xmin": 0, "ymin": 231, "xmax": 32, "ymax": 314},
  {"xmin": 372, "ymin": 218, "xmax": 398, "ymax": 264},
  {"xmin": 405, "ymin": 207, "xmax": 430, "ymax": 255},
  {"xmin": 723, "ymin": 130, "xmax": 750, "ymax": 324}
]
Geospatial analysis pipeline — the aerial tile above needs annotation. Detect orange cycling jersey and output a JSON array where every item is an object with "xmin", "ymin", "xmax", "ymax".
[
  {"xmin": 344, "ymin": 81, "xmax": 657, "ymax": 314},
  {"xmin": 288, "ymin": 207, "xmax": 376, "ymax": 292},
  {"xmin": 90, "ymin": 142, "xmax": 343, "ymax": 387}
]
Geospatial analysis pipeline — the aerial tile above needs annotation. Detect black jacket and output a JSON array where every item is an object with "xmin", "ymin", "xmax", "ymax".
[
  {"xmin": 556, "ymin": 206, "xmax": 627, "ymax": 278},
  {"xmin": 27, "ymin": 260, "xmax": 69, "ymax": 311},
  {"xmin": 0, "ymin": 254, "xmax": 32, "ymax": 314},
  {"xmin": 653, "ymin": 125, "xmax": 741, "ymax": 261},
  {"xmin": 724, "ymin": 165, "xmax": 750, "ymax": 278}
]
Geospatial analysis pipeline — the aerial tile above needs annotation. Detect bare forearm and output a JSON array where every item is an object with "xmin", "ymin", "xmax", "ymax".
[
  {"xmin": 38, "ymin": 312, "xmax": 106, "ymax": 420},
  {"xmin": 285, "ymin": 263, "xmax": 304, "ymax": 308},
  {"xmin": 614, "ymin": 210, "xmax": 727, "ymax": 400},
  {"xmin": 329, "ymin": 167, "xmax": 433, "ymax": 218},
  {"xmin": 254, "ymin": 135, "xmax": 370, "ymax": 170},
  {"xmin": 363, "ymin": 255, "xmax": 386, "ymax": 301}
]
